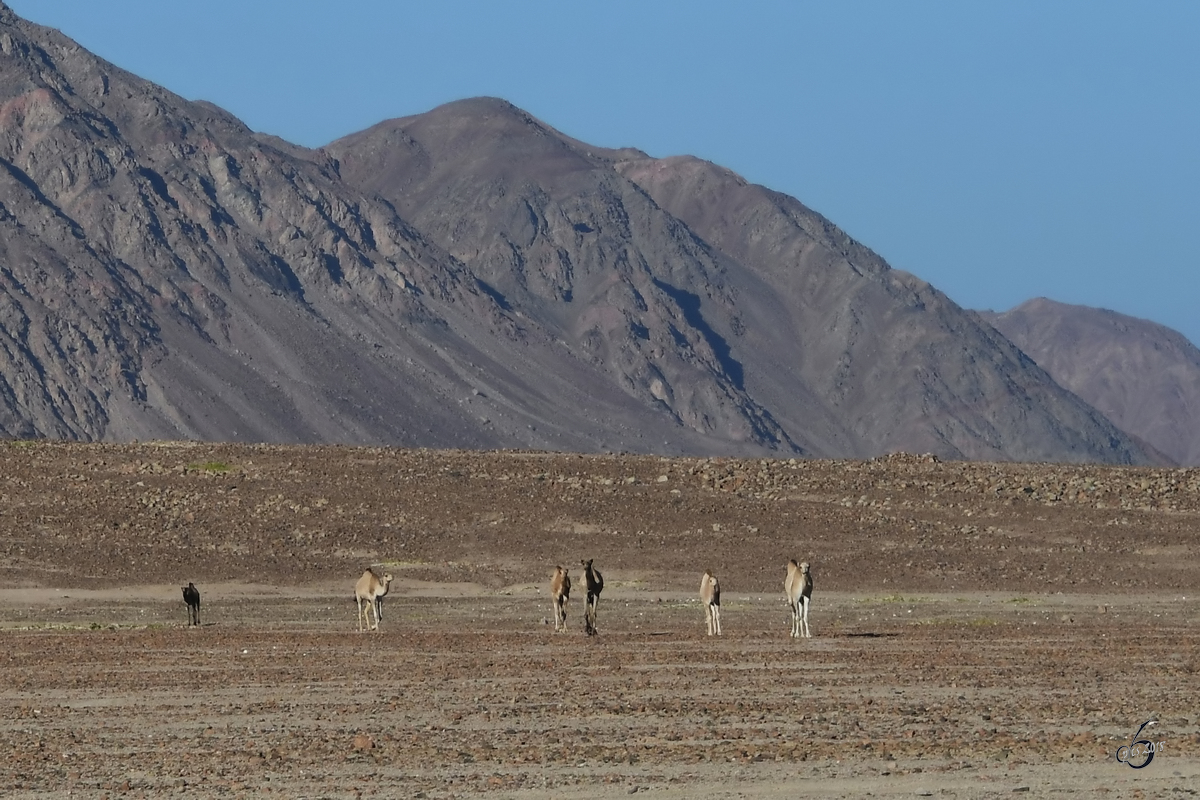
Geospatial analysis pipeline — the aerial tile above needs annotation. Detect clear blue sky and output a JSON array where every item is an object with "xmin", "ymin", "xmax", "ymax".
[{"xmin": 11, "ymin": 1, "xmax": 1200, "ymax": 345}]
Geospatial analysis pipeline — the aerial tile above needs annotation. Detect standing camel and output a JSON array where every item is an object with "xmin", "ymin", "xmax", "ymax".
[
  {"xmin": 355, "ymin": 568, "xmax": 394, "ymax": 633},
  {"xmin": 784, "ymin": 560, "xmax": 813, "ymax": 638},
  {"xmin": 551, "ymin": 566, "xmax": 571, "ymax": 632},
  {"xmin": 181, "ymin": 582, "xmax": 200, "ymax": 626},
  {"xmin": 580, "ymin": 559, "xmax": 604, "ymax": 636},
  {"xmin": 700, "ymin": 570, "xmax": 721, "ymax": 635}
]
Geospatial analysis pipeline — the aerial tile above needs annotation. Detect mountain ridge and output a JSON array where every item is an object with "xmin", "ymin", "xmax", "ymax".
[
  {"xmin": 980, "ymin": 298, "xmax": 1200, "ymax": 466},
  {"xmin": 327, "ymin": 102, "xmax": 1147, "ymax": 463},
  {"xmin": 0, "ymin": 5, "xmax": 1169, "ymax": 464}
]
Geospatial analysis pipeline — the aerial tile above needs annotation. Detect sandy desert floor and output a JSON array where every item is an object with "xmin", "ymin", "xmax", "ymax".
[{"xmin": 1, "ymin": 443, "xmax": 1198, "ymax": 797}]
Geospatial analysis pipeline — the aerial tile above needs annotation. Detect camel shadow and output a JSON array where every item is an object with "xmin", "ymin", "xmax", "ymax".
[{"xmin": 836, "ymin": 631, "xmax": 899, "ymax": 638}]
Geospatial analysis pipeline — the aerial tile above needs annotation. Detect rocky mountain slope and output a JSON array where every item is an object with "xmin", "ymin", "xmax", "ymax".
[
  {"xmin": 0, "ymin": 4, "xmax": 1154, "ymax": 463},
  {"xmin": 327, "ymin": 100, "xmax": 1145, "ymax": 463},
  {"xmin": 0, "ymin": 4, "xmax": 741, "ymax": 455},
  {"xmin": 981, "ymin": 298, "xmax": 1200, "ymax": 466}
]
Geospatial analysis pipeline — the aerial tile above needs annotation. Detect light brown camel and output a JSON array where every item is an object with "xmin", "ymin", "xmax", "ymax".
[
  {"xmin": 551, "ymin": 565, "xmax": 571, "ymax": 632},
  {"xmin": 784, "ymin": 559, "xmax": 813, "ymax": 638},
  {"xmin": 700, "ymin": 570, "xmax": 721, "ymax": 635},
  {"xmin": 355, "ymin": 568, "xmax": 394, "ymax": 633}
]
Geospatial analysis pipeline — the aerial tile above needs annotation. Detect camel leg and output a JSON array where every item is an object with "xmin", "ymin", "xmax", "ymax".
[
  {"xmin": 584, "ymin": 597, "xmax": 596, "ymax": 635},
  {"xmin": 713, "ymin": 604, "xmax": 721, "ymax": 636},
  {"xmin": 801, "ymin": 597, "xmax": 811, "ymax": 638},
  {"xmin": 358, "ymin": 598, "xmax": 367, "ymax": 633}
]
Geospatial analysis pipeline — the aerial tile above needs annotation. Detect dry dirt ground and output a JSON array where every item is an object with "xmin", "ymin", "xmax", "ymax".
[{"xmin": 1, "ymin": 442, "xmax": 1199, "ymax": 798}]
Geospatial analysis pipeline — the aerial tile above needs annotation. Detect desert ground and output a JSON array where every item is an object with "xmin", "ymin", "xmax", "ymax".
[{"xmin": 1, "ymin": 442, "xmax": 1198, "ymax": 798}]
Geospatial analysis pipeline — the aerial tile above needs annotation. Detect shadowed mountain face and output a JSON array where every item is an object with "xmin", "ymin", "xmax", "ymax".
[
  {"xmin": 981, "ymin": 299, "xmax": 1200, "ymax": 466},
  {"xmin": 0, "ymin": 4, "xmax": 1154, "ymax": 462},
  {"xmin": 609, "ymin": 155, "xmax": 1153, "ymax": 463}
]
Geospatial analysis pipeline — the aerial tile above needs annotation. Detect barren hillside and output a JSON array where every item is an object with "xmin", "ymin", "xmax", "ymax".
[{"xmin": 982, "ymin": 298, "xmax": 1200, "ymax": 466}]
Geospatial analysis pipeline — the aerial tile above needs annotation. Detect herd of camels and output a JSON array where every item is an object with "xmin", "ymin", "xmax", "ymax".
[{"xmin": 182, "ymin": 559, "xmax": 815, "ymax": 637}]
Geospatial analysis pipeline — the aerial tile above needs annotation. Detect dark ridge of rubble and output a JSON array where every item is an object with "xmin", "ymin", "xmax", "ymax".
[{"xmin": 2, "ymin": 442, "xmax": 1196, "ymax": 593}]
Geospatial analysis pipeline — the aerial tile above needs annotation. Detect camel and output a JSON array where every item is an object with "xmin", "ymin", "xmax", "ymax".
[
  {"xmin": 700, "ymin": 570, "xmax": 721, "ymax": 635},
  {"xmin": 551, "ymin": 566, "xmax": 571, "ymax": 632},
  {"xmin": 181, "ymin": 582, "xmax": 200, "ymax": 626},
  {"xmin": 355, "ymin": 568, "xmax": 394, "ymax": 633},
  {"xmin": 784, "ymin": 559, "xmax": 813, "ymax": 638},
  {"xmin": 580, "ymin": 559, "xmax": 604, "ymax": 636}
]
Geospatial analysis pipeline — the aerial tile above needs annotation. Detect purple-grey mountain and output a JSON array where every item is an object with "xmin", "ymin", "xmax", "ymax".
[
  {"xmin": 0, "ymin": 4, "xmax": 741, "ymax": 454},
  {"xmin": 326, "ymin": 101, "xmax": 1145, "ymax": 463},
  {"xmin": 981, "ymin": 298, "xmax": 1200, "ymax": 466},
  {"xmin": 0, "ymin": 4, "xmax": 1154, "ymax": 463}
]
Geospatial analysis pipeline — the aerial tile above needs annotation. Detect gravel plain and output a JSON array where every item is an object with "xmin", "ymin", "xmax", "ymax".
[{"xmin": 1, "ymin": 442, "xmax": 1198, "ymax": 797}]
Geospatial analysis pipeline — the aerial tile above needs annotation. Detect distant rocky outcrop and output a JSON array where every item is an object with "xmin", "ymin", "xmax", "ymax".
[
  {"xmin": 611, "ymin": 154, "xmax": 1147, "ymax": 463},
  {"xmin": 981, "ymin": 298, "xmax": 1200, "ymax": 465},
  {"xmin": 0, "ymin": 4, "xmax": 1156, "ymax": 463}
]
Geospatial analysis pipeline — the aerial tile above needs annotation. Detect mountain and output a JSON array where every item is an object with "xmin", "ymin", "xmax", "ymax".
[
  {"xmin": 0, "ymin": 4, "xmax": 749, "ymax": 454},
  {"xmin": 326, "ymin": 99, "xmax": 1145, "ymax": 463},
  {"xmin": 0, "ymin": 4, "xmax": 1153, "ymax": 463},
  {"xmin": 980, "ymin": 298, "xmax": 1200, "ymax": 466}
]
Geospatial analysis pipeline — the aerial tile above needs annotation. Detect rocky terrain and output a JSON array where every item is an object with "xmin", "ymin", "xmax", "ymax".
[
  {"xmin": 3, "ymin": 441, "xmax": 1200, "ymax": 593},
  {"xmin": 981, "ymin": 298, "xmax": 1200, "ymax": 466},
  {"xmin": 1, "ymin": 442, "xmax": 1198, "ymax": 797},
  {"xmin": 0, "ymin": 3, "xmax": 1166, "ymax": 464}
]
